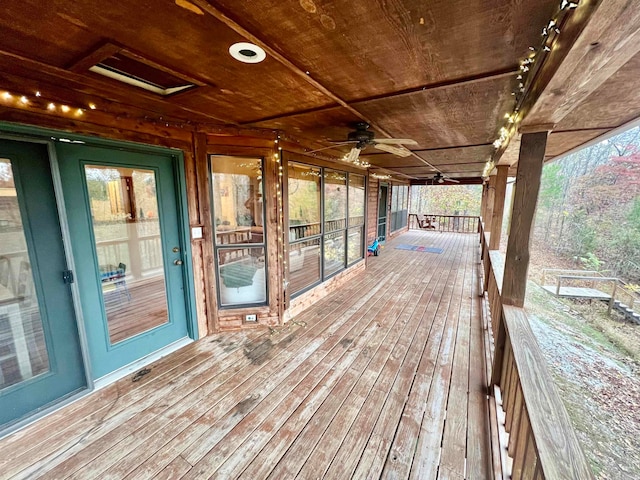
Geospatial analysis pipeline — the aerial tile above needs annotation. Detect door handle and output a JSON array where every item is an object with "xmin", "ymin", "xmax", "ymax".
[{"xmin": 174, "ymin": 259, "xmax": 183, "ymax": 265}]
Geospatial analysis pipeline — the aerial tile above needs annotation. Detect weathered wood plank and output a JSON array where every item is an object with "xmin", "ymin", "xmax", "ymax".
[
  {"xmin": 502, "ymin": 305, "xmax": 593, "ymax": 479},
  {"xmin": 0, "ymin": 231, "xmax": 496, "ymax": 480},
  {"xmin": 351, "ymin": 236, "xmax": 465, "ymax": 479},
  {"xmin": 489, "ymin": 165, "xmax": 509, "ymax": 250},
  {"xmin": 319, "ymin": 237, "xmax": 458, "ymax": 480},
  {"xmin": 502, "ymin": 132, "xmax": 548, "ymax": 307}
]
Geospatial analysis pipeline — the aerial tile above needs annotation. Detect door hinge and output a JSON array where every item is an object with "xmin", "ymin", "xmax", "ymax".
[{"xmin": 62, "ymin": 270, "xmax": 75, "ymax": 284}]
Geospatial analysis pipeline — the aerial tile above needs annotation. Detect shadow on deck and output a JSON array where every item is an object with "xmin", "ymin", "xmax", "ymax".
[{"xmin": 0, "ymin": 230, "xmax": 494, "ymax": 479}]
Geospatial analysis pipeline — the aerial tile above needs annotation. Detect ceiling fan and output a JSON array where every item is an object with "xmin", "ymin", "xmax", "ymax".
[
  {"xmin": 309, "ymin": 122, "xmax": 418, "ymax": 163},
  {"xmin": 431, "ymin": 172, "xmax": 460, "ymax": 184}
]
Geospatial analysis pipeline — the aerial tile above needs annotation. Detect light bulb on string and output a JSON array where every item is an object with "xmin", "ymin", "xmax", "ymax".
[{"xmin": 561, "ymin": 0, "xmax": 579, "ymax": 9}]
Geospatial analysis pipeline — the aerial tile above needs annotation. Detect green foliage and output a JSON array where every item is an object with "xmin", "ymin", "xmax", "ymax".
[
  {"xmin": 409, "ymin": 185, "xmax": 481, "ymax": 215},
  {"xmin": 533, "ymin": 126, "xmax": 640, "ymax": 283},
  {"xmin": 539, "ymin": 163, "xmax": 564, "ymax": 210},
  {"xmin": 579, "ymin": 252, "xmax": 603, "ymax": 271}
]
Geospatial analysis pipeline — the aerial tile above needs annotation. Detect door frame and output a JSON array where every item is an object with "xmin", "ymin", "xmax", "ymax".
[
  {"xmin": 0, "ymin": 132, "xmax": 92, "ymax": 436},
  {"xmin": 0, "ymin": 123, "xmax": 198, "ymax": 431},
  {"xmin": 377, "ymin": 182, "xmax": 389, "ymax": 242}
]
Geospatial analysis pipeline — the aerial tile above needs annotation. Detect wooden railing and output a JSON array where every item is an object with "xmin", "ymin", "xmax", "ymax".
[
  {"xmin": 541, "ymin": 268, "xmax": 640, "ymax": 319},
  {"xmin": 479, "ymin": 221, "xmax": 594, "ymax": 479},
  {"xmin": 408, "ymin": 213, "xmax": 479, "ymax": 233},
  {"xmin": 289, "ymin": 217, "xmax": 365, "ymax": 242}
]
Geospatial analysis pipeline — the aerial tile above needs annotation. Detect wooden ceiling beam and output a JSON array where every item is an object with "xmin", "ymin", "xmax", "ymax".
[
  {"xmin": 362, "ymin": 142, "xmax": 493, "ymax": 155},
  {"xmin": 389, "ymin": 161, "xmax": 486, "ymax": 169},
  {"xmin": 492, "ymin": 1, "xmax": 602, "ymax": 164},
  {"xmin": 410, "ymin": 178, "xmax": 484, "ymax": 185},
  {"xmin": 242, "ymin": 67, "xmax": 517, "ymax": 126},
  {"xmin": 523, "ymin": 0, "xmax": 640, "ymax": 128},
  {"xmin": 190, "ymin": 0, "xmax": 440, "ymax": 172}
]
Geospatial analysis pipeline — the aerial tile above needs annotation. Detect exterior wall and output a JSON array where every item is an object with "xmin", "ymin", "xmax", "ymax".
[{"xmin": 0, "ymin": 107, "xmax": 373, "ymax": 334}]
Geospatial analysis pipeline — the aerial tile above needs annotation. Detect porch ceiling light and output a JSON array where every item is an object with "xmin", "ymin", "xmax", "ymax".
[{"xmin": 229, "ymin": 42, "xmax": 266, "ymax": 64}]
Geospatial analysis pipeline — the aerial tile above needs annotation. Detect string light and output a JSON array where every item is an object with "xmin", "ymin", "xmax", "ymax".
[
  {"xmin": 561, "ymin": 0, "xmax": 579, "ymax": 9},
  {"xmin": 35, "ymin": 91, "xmax": 41, "ymax": 97},
  {"xmin": 89, "ymin": 103, "xmax": 96, "ymax": 110},
  {"xmin": 371, "ymin": 173, "xmax": 392, "ymax": 180},
  {"xmin": 60, "ymin": 105, "xmax": 70, "ymax": 113},
  {"xmin": 493, "ymin": 0, "xmax": 579, "ymax": 153},
  {"xmin": 19, "ymin": 96, "xmax": 28, "ymax": 104},
  {"xmin": 47, "ymin": 103, "xmax": 56, "ymax": 111},
  {"xmin": 2, "ymin": 92, "xmax": 12, "ymax": 100},
  {"xmin": 482, "ymin": 161, "xmax": 495, "ymax": 178}
]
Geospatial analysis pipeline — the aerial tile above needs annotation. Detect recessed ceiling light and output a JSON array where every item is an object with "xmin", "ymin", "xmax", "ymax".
[{"xmin": 229, "ymin": 42, "xmax": 266, "ymax": 64}]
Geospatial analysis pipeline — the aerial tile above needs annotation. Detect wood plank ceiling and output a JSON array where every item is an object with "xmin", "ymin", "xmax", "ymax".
[{"xmin": 0, "ymin": 1, "xmax": 637, "ymax": 180}]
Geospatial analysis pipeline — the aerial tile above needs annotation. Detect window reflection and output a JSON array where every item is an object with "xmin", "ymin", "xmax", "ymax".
[
  {"xmin": 211, "ymin": 156, "xmax": 267, "ymax": 307},
  {"xmin": 324, "ymin": 170, "xmax": 347, "ymax": 232},
  {"xmin": 0, "ymin": 158, "xmax": 49, "ymax": 389},
  {"xmin": 324, "ymin": 231, "xmax": 346, "ymax": 277},
  {"xmin": 288, "ymin": 164, "xmax": 321, "ymax": 241},
  {"xmin": 85, "ymin": 165, "xmax": 169, "ymax": 344},
  {"xmin": 289, "ymin": 238, "xmax": 321, "ymax": 293}
]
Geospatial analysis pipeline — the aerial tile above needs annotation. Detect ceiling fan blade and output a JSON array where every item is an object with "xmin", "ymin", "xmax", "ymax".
[
  {"xmin": 445, "ymin": 177, "xmax": 460, "ymax": 183},
  {"xmin": 306, "ymin": 142, "xmax": 354, "ymax": 154},
  {"xmin": 374, "ymin": 143, "xmax": 412, "ymax": 157},
  {"xmin": 375, "ymin": 138, "xmax": 418, "ymax": 146},
  {"xmin": 345, "ymin": 147, "xmax": 361, "ymax": 163}
]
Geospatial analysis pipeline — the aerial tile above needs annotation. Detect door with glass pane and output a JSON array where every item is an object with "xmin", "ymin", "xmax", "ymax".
[
  {"xmin": 0, "ymin": 139, "xmax": 85, "ymax": 427},
  {"xmin": 378, "ymin": 184, "xmax": 389, "ymax": 241},
  {"xmin": 58, "ymin": 144, "xmax": 188, "ymax": 379}
]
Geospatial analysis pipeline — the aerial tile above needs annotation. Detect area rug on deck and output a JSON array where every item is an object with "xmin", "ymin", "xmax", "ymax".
[{"xmin": 395, "ymin": 244, "xmax": 444, "ymax": 254}]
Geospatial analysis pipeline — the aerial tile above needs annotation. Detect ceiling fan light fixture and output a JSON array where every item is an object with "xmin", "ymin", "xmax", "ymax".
[{"xmin": 229, "ymin": 42, "xmax": 266, "ymax": 64}]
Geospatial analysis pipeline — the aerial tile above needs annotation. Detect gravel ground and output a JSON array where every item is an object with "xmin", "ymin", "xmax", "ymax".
[{"xmin": 525, "ymin": 283, "xmax": 640, "ymax": 480}]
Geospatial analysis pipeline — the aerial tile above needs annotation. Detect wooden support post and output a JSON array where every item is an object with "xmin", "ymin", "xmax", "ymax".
[
  {"xmin": 502, "ymin": 132, "xmax": 548, "ymax": 307},
  {"xmin": 608, "ymin": 281, "xmax": 618, "ymax": 315},
  {"xmin": 489, "ymin": 165, "xmax": 509, "ymax": 250},
  {"xmin": 480, "ymin": 181, "xmax": 488, "ymax": 223},
  {"xmin": 194, "ymin": 132, "xmax": 218, "ymax": 334},
  {"xmin": 484, "ymin": 175, "xmax": 497, "ymax": 232}
]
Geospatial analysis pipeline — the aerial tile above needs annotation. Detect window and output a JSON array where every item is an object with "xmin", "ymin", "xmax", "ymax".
[
  {"xmin": 288, "ymin": 163, "xmax": 366, "ymax": 297},
  {"xmin": 348, "ymin": 174, "xmax": 365, "ymax": 264},
  {"xmin": 211, "ymin": 156, "xmax": 266, "ymax": 307},
  {"xmin": 288, "ymin": 164, "xmax": 321, "ymax": 293}
]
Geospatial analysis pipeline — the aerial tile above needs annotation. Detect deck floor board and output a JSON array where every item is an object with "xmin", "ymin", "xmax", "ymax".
[{"xmin": 0, "ymin": 231, "xmax": 493, "ymax": 479}]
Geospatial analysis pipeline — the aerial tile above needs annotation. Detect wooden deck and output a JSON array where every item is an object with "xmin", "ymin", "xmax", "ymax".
[
  {"xmin": 541, "ymin": 285, "xmax": 611, "ymax": 301},
  {"xmin": 0, "ymin": 231, "xmax": 493, "ymax": 479}
]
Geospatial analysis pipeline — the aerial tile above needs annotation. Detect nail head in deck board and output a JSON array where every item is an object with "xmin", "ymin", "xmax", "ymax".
[{"xmin": 502, "ymin": 132, "xmax": 548, "ymax": 308}]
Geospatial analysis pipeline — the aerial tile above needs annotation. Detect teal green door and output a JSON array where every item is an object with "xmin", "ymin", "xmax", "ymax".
[
  {"xmin": 0, "ymin": 139, "xmax": 85, "ymax": 427},
  {"xmin": 57, "ymin": 144, "xmax": 189, "ymax": 379}
]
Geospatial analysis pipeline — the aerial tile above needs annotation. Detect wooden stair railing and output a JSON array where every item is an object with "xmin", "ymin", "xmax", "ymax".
[{"xmin": 479, "ymin": 221, "xmax": 594, "ymax": 480}]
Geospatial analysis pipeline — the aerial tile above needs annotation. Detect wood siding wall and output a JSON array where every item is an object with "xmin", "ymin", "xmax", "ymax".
[{"xmin": 0, "ymin": 108, "xmax": 371, "ymax": 334}]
